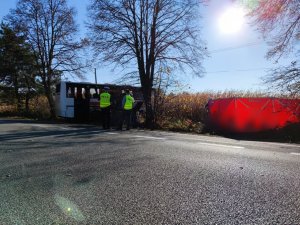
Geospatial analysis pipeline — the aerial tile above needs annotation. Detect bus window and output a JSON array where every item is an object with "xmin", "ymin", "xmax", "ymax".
[
  {"xmin": 82, "ymin": 87, "xmax": 86, "ymax": 99},
  {"xmin": 66, "ymin": 87, "xmax": 74, "ymax": 98},
  {"xmin": 90, "ymin": 88, "xmax": 95, "ymax": 96},
  {"xmin": 76, "ymin": 87, "xmax": 82, "ymax": 99},
  {"xmin": 84, "ymin": 87, "xmax": 91, "ymax": 99},
  {"xmin": 90, "ymin": 88, "xmax": 99, "ymax": 98}
]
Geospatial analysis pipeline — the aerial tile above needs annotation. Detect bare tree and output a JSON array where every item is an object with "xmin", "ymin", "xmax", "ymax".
[
  {"xmin": 247, "ymin": 0, "xmax": 300, "ymax": 95},
  {"xmin": 264, "ymin": 61, "xmax": 300, "ymax": 96},
  {"xmin": 249, "ymin": 0, "xmax": 300, "ymax": 60},
  {"xmin": 87, "ymin": 0, "xmax": 207, "ymax": 127},
  {"xmin": 6, "ymin": 0, "xmax": 88, "ymax": 118}
]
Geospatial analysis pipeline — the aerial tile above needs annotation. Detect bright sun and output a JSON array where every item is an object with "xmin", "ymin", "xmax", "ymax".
[{"xmin": 218, "ymin": 6, "xmax": 245, "ymax": 35}]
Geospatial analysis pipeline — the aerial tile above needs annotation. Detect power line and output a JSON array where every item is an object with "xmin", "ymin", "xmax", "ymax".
[
  {"xmin": 208, "ymin": 41, "xmax": 263, "ymax": 54},
  {"xmin": 206, "ymin": 67, "xmax": 270, "ymax": 74}
]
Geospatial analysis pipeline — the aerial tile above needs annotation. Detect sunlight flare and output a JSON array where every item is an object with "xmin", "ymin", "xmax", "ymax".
[{"xmin": 218, "ymin": 6, "xmax": 246, "ymax": 35}]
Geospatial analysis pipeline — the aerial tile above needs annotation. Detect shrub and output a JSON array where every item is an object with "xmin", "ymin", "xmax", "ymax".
[{"xmin": 0, "ymin": 95, "xmax": 50, "ymax": 120}]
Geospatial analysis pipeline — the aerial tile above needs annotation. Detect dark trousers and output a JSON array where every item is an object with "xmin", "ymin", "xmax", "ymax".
[
  {"xmin": 131, "ymin": 110, "xmax": 137, "ymax": 128},
  {"xmin": 119, "ymin": 109, "xmax": 132, "ymax": 130},
  {"xmin": 101, "ymin": 106, "xmax": 111, "ymax": 129}
]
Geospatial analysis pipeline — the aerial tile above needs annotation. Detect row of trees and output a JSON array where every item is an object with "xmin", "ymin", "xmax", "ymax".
[
  {"xmin": 0, "ymin": 0, "xmax": 299, "ymax": 126},
  {"xmin": 0, "ymin": 24, "xmax": 37, "ymax": 113}
]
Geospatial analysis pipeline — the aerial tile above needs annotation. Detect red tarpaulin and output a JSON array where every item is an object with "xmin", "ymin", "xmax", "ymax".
[{"xmin": 207, "ymin": 98, "xmax": 300, "ymax": 133}]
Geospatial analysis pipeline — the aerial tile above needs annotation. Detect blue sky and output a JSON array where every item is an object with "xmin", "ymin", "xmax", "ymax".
[{"xmin": 0, "ymin": 0, "xmax": 294, "ymax": 92}]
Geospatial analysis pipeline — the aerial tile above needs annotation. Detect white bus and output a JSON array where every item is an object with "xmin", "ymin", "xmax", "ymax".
[{"xmin": 55, "ymin": 81, "xmax": 144, "ymax": 121}]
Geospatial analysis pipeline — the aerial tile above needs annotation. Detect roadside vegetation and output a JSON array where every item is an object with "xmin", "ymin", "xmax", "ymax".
[
  {"xmin": 1, "ymin": 90, "xmax": 299, "ymax": 144},
  {"xmin": 153, "ymin": 91, "xmax": 299, "ymax": 130},
  {"xmin": 0, "ymin": 95, "xmax": 50, "ymax": 119},
  {"xmin": 0, "ymin": 1, "xmax": 299, "ymax": 142}
]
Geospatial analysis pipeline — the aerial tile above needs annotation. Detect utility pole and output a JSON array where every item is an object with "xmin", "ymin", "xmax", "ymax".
[{"xmin": 94, "ymin": 68, "xmax": 97, "ymax": 84}]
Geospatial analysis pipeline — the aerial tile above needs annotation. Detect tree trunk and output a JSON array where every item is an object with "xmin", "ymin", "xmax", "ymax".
[
  {"xmin": 24, "ymin": 78, "xmax": 31, "ymax": 114},
  {"xmin": 142, "ymin": 84, "xmax": 154, "ymax": 129},
  {"xmin": 145, "ymin": 101, "xmax": 154, "ymax": 129},
  {"xmin": 15, "ymin": 90, "xmax": 22, "ymax": 112},
  {"xmin": 13, "ymin": 80, "xmax": 22, "ymax": 112},
  {"xmin": 45, "ymin": 86, "xmax": 56, "ymax": 119},
  {"xmin": 25, "ymin": 93, "xmax": 30, "ymax": 113}
]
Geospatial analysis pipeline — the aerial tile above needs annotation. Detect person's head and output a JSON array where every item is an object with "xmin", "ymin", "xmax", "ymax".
[
  {"xmin": 103, "ymin": 86, "xmax": 110, "ymax": 92},
  {"xmin": 125, "ymin": 89, "xmax": 130, "ymax": 94}
]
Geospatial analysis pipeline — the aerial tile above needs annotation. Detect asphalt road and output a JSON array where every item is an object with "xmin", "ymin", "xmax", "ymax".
[{"xmin": 0, "ymin": 118, "xmax": 300, "ymax": 225}]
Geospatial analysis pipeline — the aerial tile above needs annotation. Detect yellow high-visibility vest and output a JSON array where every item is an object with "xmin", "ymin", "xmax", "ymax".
[
  {"xmin": 100, "ymin": 92, "xmax": 111, "ymax": 108},
  {"xmin": 124, "ymin": 95, "xmax": 134, "ymax": 110}
]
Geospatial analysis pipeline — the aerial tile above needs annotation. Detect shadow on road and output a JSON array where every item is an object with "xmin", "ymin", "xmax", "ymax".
[
  {"xmin": 212, "ymin": 122, "xmax": 300, "ymax": 144},
  {"xmin": 0, "ymin": 127, "xmax": 110, "ymax": 142},
  {"xmin": 0, "ymin": 118, "xmax": 108, "ymax": 142}
]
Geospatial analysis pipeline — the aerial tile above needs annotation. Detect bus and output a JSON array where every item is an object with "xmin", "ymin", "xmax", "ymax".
[{"xmin": 55, "ymin": 81, "xmax": 144, "ymax": 122}]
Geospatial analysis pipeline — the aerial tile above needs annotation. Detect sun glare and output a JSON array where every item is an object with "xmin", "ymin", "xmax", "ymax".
[{"xmin": 218, "ymin": 6, "xmax": 245, "ymax": 35}]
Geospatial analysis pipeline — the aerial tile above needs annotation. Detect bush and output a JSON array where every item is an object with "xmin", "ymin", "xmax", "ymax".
[
  {"xmin": 28, "ymin": 96, "xmax": 51, "ymax": 119},
  {"xmin": 0, "ymin": 104, "xmax": 17, "ymax": 116},
  {"xmin": 0, "ymin": 95, "xmax": 50, "ymax": 120}
]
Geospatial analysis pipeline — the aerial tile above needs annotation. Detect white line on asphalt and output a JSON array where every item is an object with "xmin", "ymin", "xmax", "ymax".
[
  {"xmin": 133, "ymin": 135, "xmax": 166, "ymax": 140},
  {"xmin": 290, "ymin": 152, "xmax": 300, "ymax": 156},
  {"xmin": 106, "ymin": 132, "xmax": 118, "ymax": 135},
  {"xmin": 267, "ymin": 143, "xmax": 300, "ymax": 148},
  {"xmin": 60, "ymin": 127, "xmax": 71, "ymax": 130},
  {"xmin": 30, "ymin": 124, "xmax": 52, "ymax": 128},
  {"xmin": 198, "ymin": 142, "xmax": 245, "ymax": 149}
]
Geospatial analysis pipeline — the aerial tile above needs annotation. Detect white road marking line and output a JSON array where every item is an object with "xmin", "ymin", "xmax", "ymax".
[
  {"xmin": 30, "ymin": 124, "xmax": 52, "ymax": 128},
  {"xmin": 268, "ymin": 143, "xmax": 300, "ymax": 148},
  {"xmin": 178, "ymin": 136, "xmax": 300, "ymax": 148},
  {"xmin": 198, "ymin": 142, "xmax": 245, "ymax": 149},
  {"xmin": 133, "ymin": 135, "xmax": 166, "ymax": 140},
  {"xmin": 60, "ymin": 127, "xmax": 71, "ymax": 130},
  {"xmin": 106, "ymin": 132, "xmax": 118, "ymax": 135},
  {"xmin": 290, "ymin": 152, "xmax": 300, "ymax": 156},
  {"xmin": 179, "ymin": 136, "xmax": 241, "ymax": 144}
]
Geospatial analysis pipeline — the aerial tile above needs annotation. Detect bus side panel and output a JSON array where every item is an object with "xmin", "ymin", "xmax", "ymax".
[
  {"xmin": 64, "ymin": 97, "xmax": 74, "ymax": 118},
  {"xmin": 55, "ymin": 94, "xmax": 61, "ymax": 116},
  {"xmin": 55, "ymin": 81, "xmax": 75, "ymax": 118}
]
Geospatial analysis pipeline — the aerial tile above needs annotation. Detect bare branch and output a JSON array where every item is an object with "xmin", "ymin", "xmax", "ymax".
[
  {"xmin": 5, "ymin": 0, "xmax": 89, "ymax": 117},
  {"xmin": 249, "ymin": 0, "xmax": 300, "ymax": 60}
]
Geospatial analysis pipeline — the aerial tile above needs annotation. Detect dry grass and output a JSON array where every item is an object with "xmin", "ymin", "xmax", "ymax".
[
  {"xmin": 29, "ymin": 96, "xmax": 51, "ymax": 119},
  {"xmin": 0, "ymin": 104, "xmax": 17, "ymax": 114},
  {"xmin": 0, "ymin": 95, "xmax": 50, "ymax": 119}
]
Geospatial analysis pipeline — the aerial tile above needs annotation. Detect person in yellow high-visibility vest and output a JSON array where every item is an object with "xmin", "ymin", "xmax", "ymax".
[
  {"xmin": 118, "ymin": 89, "xmax": 135, "ymax": 130},
  {"xmin": 100, "ymin": 86, "xmax": 111, "ymax": 129}
]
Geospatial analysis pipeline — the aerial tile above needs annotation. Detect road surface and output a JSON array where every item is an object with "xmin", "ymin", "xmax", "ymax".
[{"xmin": 0, "ymin": 119, "xmax": 300, "ymax": 224}]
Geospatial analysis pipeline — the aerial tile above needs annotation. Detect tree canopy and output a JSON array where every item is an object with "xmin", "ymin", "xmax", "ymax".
[
  {"xmin": 249, "ymin": 0, "xmax": 300, "ymax": 59},
  {"xmin": 247, "ymin": 0, "xmax": 300, "ymax": 95},
  {"xmin": 0, "ymin": 23, "xmax": 37, "ymax": 110},
  {"xmin": 87, "ymin": 0, "xmax": 207, "ymax": 126},
  {"xmin": 6, "ymin": 0, "xmax": 88, "ymax": 118}
]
